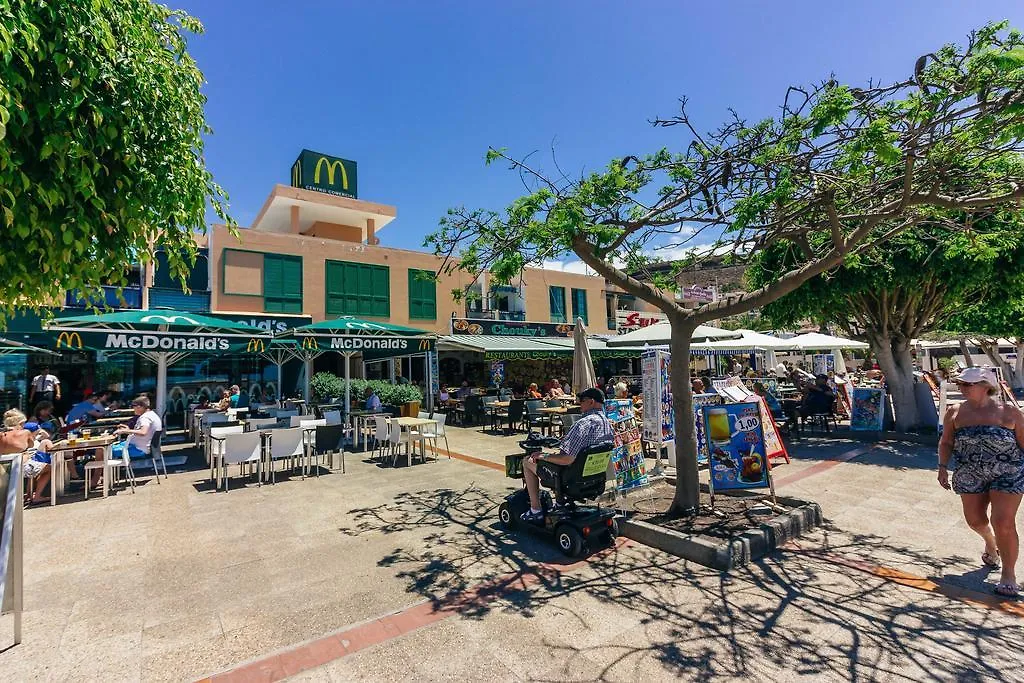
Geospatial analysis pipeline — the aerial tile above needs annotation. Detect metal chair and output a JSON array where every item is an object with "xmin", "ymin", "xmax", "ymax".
[
  {"xmin": 149, "ymin": 430, "xmax": 167, "ymax": 482},
  {"xmin": 314, "ymin": 424, "xmax": 349, "ymax": 473}
]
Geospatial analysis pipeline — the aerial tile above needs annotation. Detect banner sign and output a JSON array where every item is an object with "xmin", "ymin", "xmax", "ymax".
[
  {"xmin": 210, "ymin": 313, "xmax": 312, "ymax": 334},
  {"xmin": 693, "ymin": 392, "xmax": 723, "ymax": 465},
  {"xmin": 681, "ymin": 285, "xmax": 716, "ymax": 303},
  {"xmin": 291, "ymin": 149, "xmax": 358, "ymax": 199},
  {"xmin": 490, "ymin": 361, "xmax": 505, "ymax": 387},
  {"xmin": 615, "ymin": 310, "xmax": 668, "ymax": 334},
  {"xmin": 701, "ymin": 401, "xmax": 770, "ymax": 491},
  {"xmin": 482, "ymin": 349, "xmax": 570, "ymax": 361},
  {"xmin": 850, "ymin": 387, "xmax": 885, "ymax": 431},
  {"xmin": 605, "ymin": 399, "xmax": 648, "ymax": 492},
  {"xmin": 812, "ymin": 353, "xmax": 836, "ymax": 376},
  {"xmin": 53, "ymin": 330, "xmax": 260, "ymax": 353},
  {"xmin": 451, "ymin": 317, "xmax": 574, "ymax": 338},
  {"xmin": 295, "ymin": 335, "xmax": 435, "ymax": 355}
]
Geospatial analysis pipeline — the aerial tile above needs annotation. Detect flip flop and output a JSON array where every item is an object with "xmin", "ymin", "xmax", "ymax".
[
  {"xmin": 982, "ymin": 551, "xmax": 1001, "ymax": 569},
  {"xmin": 994, "ymin": 582, "xmax": 1020, "ymax": 598}
]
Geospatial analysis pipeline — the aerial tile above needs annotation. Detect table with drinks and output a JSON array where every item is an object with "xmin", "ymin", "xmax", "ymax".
[{"xmin": 45, "ymin": 430, "xmax": 120, "ymax": 505}]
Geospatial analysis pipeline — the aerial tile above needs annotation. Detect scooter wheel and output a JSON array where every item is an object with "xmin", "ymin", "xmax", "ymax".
[
  {"xmin": 497, "ymin": 503, "xmax": 513, "ymax": 528},
  {"xmin": 607, "ymin": 518, "xmax": 619, "ymax": 539},
  {"xmin": 556, "ymin": 526, "xmax": 584, "ymax": 557}
]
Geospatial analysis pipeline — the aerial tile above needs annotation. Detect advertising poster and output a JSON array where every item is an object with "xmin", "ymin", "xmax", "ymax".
[
  {"xmin": 754, "ymin": 396, "xmax": 790, "ymax": 465},
  {"xmin": 489, "ymin": 361, "xmax": 505, "ymax": 388},
  {"xmin": 605, "ymin": 399, "xmax": 648, "ymax": 492},
  {"xmin": 641, "ymin": 350, "xmax": 661, "ymax": 443},
  {"xmin": 701, "ymin": 401, "xmax": 770, "ymax": 491},
  {"xmin": 850, "ymin": 387, "xmax": 885, "ymax": 431},
  {"xmin": 693, "ymin": 393, "xmax": 723, "ymax": 465},
  {"xmin": 429, "ymin": 351, "xmax": 440, "ymax": 397},
  {"xmin": 812, "ymin": 353, "xmax": 836, "ymax": 376}
]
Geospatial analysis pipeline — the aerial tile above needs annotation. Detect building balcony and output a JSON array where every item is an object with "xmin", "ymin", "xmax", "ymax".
[
  {"xmin": 66, "ymin": 286, "xmax": 143, "ymax": 310},
  {"xmin": 465, "ymin": 308, "xmax": 526, "ymax": 321}
]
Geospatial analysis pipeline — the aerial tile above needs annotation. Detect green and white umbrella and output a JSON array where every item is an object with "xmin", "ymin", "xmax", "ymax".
[
  {"xmin": 281, "ymin": 316, "xmax": 434, "ymax": 409},
  {"xmin": 45, "ymin": 310, "xmax": 270, "ymax": 414},
  {"xmin": 0, "ymin": 336, "xmax": 57, "ymax": 356}
]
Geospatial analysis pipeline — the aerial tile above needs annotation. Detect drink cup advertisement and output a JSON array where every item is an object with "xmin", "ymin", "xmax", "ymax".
[
  {"xmin": 489, "ymin": 361, "xmax": 505, "ymax": 388},
  {"xmin": 692, "ymin": 392, "xmax": 722, "ymax": 465},
  {"xmin": 850, "ymin": 387, "xmax": 885, "ymax": 430},
  {"xmin": 701, "ymin": 401, "xmax": 770, "ymax": 490}
]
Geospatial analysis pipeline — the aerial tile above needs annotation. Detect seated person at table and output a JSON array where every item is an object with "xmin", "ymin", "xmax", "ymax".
[
  {"xmin": 520, "ymin": 388, "xmax": 615, "ymax": 521},
  {"xmin": 456, "ymin": 381, "xmax": 472, "ymax": 399},
  {"xmin": 1, "ymin": 411, "xmax": 54, "ymax": 504},
  {"xmin": 33, "ymin": 400, "xmax": 61, "ymax": 434},
  {"xmin": 753, "ymin": 381, "xmax": 783, "ymax": 416},
  {"xmin": 800, "ymin": 374, "xmax": 836, "ymax": 417},
  {"xmin": 527, "ymin": 383, "xmax": 543, "ymax": 399},
  {"xmin": 101, "ymin": 397, "xmax": 162, "ymax": 489},
  {"xmin": 66, "ymin": 395, "xmax": 105, "ymax": 424},
  {"xmin": 365, "ymin": 386, "xmax": 383, "ymax": 412},
  {"xmin": 216, "ymin": 389, "xmax": 232, "ymax": 412},
  {"xmin": 614, "ymin": 382, "xmax": 629, "ymax": 399},
  {"xmin": 227, "ymin": 385, "xmax": 241, "ymax": 409},
  {"xmin": 692, "ymin": 378, "xmax": 706, "ymax": 394},
  {"xmin": 547, "ymin": 379, "xmax": 566, "ymax": 399},
  {"xmin": 560, "ymin": 378, "xmax": 572, "ymax": 394},
  {"xmin": 439, "ymin": 388, "xmax": 450, "ymax": 403}
]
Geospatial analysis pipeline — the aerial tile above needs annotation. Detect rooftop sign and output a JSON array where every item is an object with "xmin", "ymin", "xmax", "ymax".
[{"xmin": 291, "ymin": 149, "xmax": 358, "ymax": 199}]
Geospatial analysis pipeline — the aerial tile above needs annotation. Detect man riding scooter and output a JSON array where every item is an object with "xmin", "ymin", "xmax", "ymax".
[{"xmin": 520, "ymin": 387, "xmax": 615, "ymax": 522}]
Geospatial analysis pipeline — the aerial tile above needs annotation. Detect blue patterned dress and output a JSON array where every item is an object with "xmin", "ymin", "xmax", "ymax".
[{"xmin": 950, "ymin": 425, "xmax": 1024, "ymax": 494}]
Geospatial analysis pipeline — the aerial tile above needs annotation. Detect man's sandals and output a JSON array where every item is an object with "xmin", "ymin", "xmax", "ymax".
[
  {"xmin": 994, "ymin": 582, "xmax": 1020, "ymax": 598},
  {"xmin": 982, "ymin": 551, "xmax": 1001, "ymax": 569}
]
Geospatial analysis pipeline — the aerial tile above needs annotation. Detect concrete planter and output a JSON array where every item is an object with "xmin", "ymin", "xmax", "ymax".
[{"xmin": 619, "ymin": 493, "xmax": 822, "ymax": 571}]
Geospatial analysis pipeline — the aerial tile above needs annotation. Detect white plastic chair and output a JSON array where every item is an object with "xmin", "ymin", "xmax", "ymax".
[
  {"xmin": 246, "ymin": 417, "xmax": 278, "ymax": 431},
  {"xmin": 208, "ymin": 424, "xmax": 244, "ymax": 481},
  {"xmin": 289, "ymin": 415, "xmax": 305, "ymax": 427},
  {"xmin": 373, "ymin": 415, "xmax": 390, "ymax": 463},
  {"xmin": 267, "ymin": 427, "xmax": 305, "ymax": 483},
  {"xmin": 418, "ymin": 414, "xmax": 449, "ymax": 459},
  {"xmin": 199, "ymin": 412, "xmax": 229, "ymax": 446},
  {"xmin": 323, "ymin": 410, "xmax": 342, "ymax": 426},
  {"xmin": 273, "ymin": 409, "xmax": 298, "ymax": 420},
  {"xmin": 84, "ymin": 439, "xmax": 136, "ymax": 499},
  {"xmin": 388, "ymin": 418, "xmax": 417, "ymax": 467},
  {"xmin": 220, "ymin": 431, "xmax": 261, "ymax": 491}
]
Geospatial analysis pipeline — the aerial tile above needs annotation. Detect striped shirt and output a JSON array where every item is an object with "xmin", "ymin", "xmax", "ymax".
[{"xmin": 560, "ymin": 409, "xmax": 615, "ymax": 460}]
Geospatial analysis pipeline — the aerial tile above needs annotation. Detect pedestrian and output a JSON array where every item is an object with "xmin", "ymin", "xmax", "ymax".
[
  {"xmin": 938, "ymin": 367, "xmax": 1023, "ymax": 597},
  {"xmin": 29, "ymin": 364, "xmax": 61, "ymax": 406}
]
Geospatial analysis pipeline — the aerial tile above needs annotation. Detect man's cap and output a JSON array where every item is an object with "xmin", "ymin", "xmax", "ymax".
[
  {"xmin": 815, "ymin": 373, "xmax": 828, "ymax": 380},
  {"xmin": 578, "ymin": 388, "xmax": 605, "ymax": 403},
  {"xmin": 23, "ymin": 421, "xmax": 39, "ymax": 432},
  {"xmin": 954, "ymin": 366, "xmax": 998, "ymax": 386}
]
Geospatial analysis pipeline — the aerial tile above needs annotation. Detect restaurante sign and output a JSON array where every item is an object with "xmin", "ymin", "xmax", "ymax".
[{"xmin": 451, "ymin": 317, "xmax": 574, "ymax": 338}]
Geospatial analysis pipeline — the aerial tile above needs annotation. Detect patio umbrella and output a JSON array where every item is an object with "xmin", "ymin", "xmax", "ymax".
[
  {"xmin": 0, "ymin": 336, "xmax": 58, "ymax": 356},
  {"xmin": 227, "ymin": 338, "xmax": 302, "ymax": 400},
  {"xmin": 606, "ymin": 321, "xmax": 742, "ymax": 347},
  {"xmin": 571, "ymin": 317, "xmax": 597, "ymax": 396},
  {"xmin": 281, "ymin": 316, "xmax": 434, "ymax": 411},
  {"xmin": 44, "ymin": 311, "xmax": 270, "ymax": 415}
]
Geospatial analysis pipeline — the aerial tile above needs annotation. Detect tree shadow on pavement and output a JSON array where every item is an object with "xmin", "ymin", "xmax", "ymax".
[
  {"xmin": 787, "ymin": 437, "xmax": 942, "ymax": 473},
  {"xmin": 340, "ymin": 484, "xmax": 1024, "ymax": 681}
]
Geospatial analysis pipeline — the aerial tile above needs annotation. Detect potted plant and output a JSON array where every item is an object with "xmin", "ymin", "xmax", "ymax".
[{"xmin": 103, "ymin": 365, "xmax": 125, "ymax": 392}]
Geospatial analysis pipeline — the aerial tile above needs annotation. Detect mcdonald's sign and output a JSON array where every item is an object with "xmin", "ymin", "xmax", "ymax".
[
  {"xmin": 291, "ymin": 149, "xmax": 358, "ymax": 199},
  {"xmin": 300, "ymin": 337, "xmax": 320, "ymax": 351},
  {"xmin": 55, "ymin": 331, "xmax": 83, "ymax": 349},
  {"xmin": 418, "ymin": 339, "xmax": 431, "ymax": 351},
  {"xmin": 246, "ymin": 338, "xmax": 266, "ymax": 353}
]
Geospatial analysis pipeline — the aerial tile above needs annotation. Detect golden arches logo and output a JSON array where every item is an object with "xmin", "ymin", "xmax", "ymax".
[
  {"xmin": 418, "ymin": 339, "xmax": 431, "ymax": 351},
  {"xmin": 313, "ymin": 157, "xmax": 349, "ymax": 190},
  {"xmin": 246, "ymin": 339, "xmax": 266, "ymax": 353},
  {"xmin": 56, "ymin": 332, "xmax": 83, "ymax": 349},
  {"xmin": 301, "ymin": 337, "xmax": 319, "ymax": 350}
]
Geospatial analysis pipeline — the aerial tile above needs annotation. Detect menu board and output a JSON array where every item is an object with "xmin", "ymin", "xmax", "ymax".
[
  {"xmin": 605, "ymin": 399, "xmax": 648, "ymax": 492},
  {"xmin": 641, "ymin": 349, "xmax": 673, "ymax": 445},
  {"xmin": 850, "ymin": 387, "xmax": 885, "ymax": 430},
  {"xmin": 701, "ymin": 401, "xmax": 771, "ymax": 492},
  {"xmin": 812, "ymin": 353, "xmax": 836, "ymax": 376}
]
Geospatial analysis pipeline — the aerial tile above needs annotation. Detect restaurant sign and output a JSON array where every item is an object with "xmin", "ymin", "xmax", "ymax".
[
  {"xmin": 615, "ymin": 310, "xmax": 668, "ymax": 334},
  {"xmin": 293, "ymin": 335, "xmax": 435, "ymax": 356},
  {"xmin": 54, "ymin": 331, "xmax": 257, "ymax": 353},
  {"xmin": 291, "ymin": 149, "xmax": 358, "ymax": 199},
  {"xmin": 210, "ymin": 313, "xmax": 312, "ymax": 334},
  {"xmin": 483, "ymin": 349, "xmax": 569, "ymax": 361},
  {"xmin": 451, "ymin": 317, "xmax": 574, "ymax": 338}
]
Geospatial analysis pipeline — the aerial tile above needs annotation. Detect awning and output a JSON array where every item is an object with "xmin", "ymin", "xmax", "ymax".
[{"xmin": 437, "ymin": 335, "xmax": 646, "ymax": 360}]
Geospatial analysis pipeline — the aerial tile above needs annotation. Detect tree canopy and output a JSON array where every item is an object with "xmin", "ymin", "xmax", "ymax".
[
  {"xmin": 0, "ymin": 1, "xmax": 229, "ymax": 317},
  {"xmin": 427, "ymin": 22, "xmax": 1024, "ymax": 512}
]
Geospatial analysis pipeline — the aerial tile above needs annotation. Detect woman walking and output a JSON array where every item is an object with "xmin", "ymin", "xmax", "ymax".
[{"xmin": 938, "ymin": 367, "xmax": 1024, "ymax": 597}]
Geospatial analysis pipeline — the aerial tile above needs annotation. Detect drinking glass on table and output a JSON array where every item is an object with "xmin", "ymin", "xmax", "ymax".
[
  {"xmin": 81, "ymin": 428, "xmax": 92, "ymax": 440},
  {"xmin": 68, "ymin": 431, "xmax": 78, "ymax": 446}
]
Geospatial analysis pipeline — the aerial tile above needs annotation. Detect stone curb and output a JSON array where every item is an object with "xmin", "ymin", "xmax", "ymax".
[{"xmin": 619, "ymin": 494, "xmax": 823, "ymax": 572}]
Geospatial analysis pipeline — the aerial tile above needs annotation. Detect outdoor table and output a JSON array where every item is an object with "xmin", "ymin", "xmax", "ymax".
[
  {"xmin": 106, "ymin": 408, "xmax": 135, "ymax": 418},
  {"xmin": 391, "ymin": 416, "xmax": 436, "ymax": 465},
  {"xmin": 538, "ymin": 406, "xmax": 567, "ymax": 415},
  {"xmin": 348, "ymin": 410, "xmax": 386, "ymax": 451},
  {"xmin": 87, "ymin": 417, "xmax": 126, "ymax": 429},
  {"xmin": 47, "ymin": 434, "xmax": 118, "ymax": 504},
  {"xmin": 485, "ymin": 401, "xmax": 511, "ymax": 433}
]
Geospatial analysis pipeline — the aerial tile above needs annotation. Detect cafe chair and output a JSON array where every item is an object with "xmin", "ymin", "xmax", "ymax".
[
  {"xmin": 150, "ymin": 430, "xmax": 167, "ymax": 482},
  {"xmin": 372, "ymin": 415, "xmax": 391, "ymax": 463},
  {"xmin": 418, "ymin": 413, "xmax": 449, "ymax": 458},
  {"xmin": 314, "ymin": 424, "xmax": 349, "ymax": 474},
  {"xmin": 501, "ymin": 399, "xmax": 526, "ymax": 435},
  {"xmin": 84, "ymin": 439, "xmax": 136, "ymax": 499},
  {"xmin": 246, "ymin": 417, "xmax": 278, "ymax": 431},
  {"xmin": 388, "ymin": 418, "xmax": 418, "ymax": 467},
  {"xmin": 220, "ymin": 431, "xmax": 262, "ymax": 491},
  {"xmin": 525, "ymin": 400, "xmax": 550, "ymax": 435},
  {"xmin": 323, "ymin": 410, "xmax": 343, "ymax": 426},
  {"xmin": 267, "ymin": 427, "xmax": 306, "ymax": 483}
]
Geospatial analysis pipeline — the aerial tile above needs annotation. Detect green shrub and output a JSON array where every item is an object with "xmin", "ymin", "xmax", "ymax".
[
  {"xmin": 308, "ymin": 372, "xmax": 423, "ymax": 405},
  {"xmin": 310, "ymin": 372, "xmax": 344, "ymax": 401}
]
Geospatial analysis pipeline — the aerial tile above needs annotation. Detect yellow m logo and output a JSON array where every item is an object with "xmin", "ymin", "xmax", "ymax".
[
  {"xmin": 56, "ymin": 332, "xmax": 83, "ymax": 349},
  {"xmin": 418, "ymin": 339, "xmax": 431, "ymax": 351},
  {"xmin": 313, "ymin": 157, "xmax": 348, "ymax": 190},
  {"xmin": 301, "ymin": 337, "xmax": 319, "ymax": 350},
  {"xmin": 246, "ymin": 339, "xmax": 266, "ymax": 353}
]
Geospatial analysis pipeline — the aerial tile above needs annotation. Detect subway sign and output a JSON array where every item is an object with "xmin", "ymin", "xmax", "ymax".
[{"xmin": 291, "ymin": 149, "xmax": 358, "ymax": 199}]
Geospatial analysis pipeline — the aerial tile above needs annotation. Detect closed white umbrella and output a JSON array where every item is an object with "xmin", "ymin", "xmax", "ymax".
[{"xmin": 571, "ymin": 318, "xmax": 597, "ymax": 395}]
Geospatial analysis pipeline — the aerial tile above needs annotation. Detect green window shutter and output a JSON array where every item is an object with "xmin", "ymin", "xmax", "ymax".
[
  {"xmin": 264, "ymin": 254, "xmax": 302, "ymax": 313},
  {"xmin": 408, "ymin": 269, "xmax": 436, "ymax": 320},
  {"xmin": 326, "ymin": 260, "xmax": 389, "ymax": 317},
  {"xmin": 571, "ymin": 288, "xmax": 588, "ymax": 325},
  {"xmin": 549, "ymin": 287, "xmax": 566, "ymax": 323}
]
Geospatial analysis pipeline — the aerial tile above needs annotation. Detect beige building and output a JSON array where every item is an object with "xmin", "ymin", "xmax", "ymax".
[{"xmin": 208, "ymin": 175, "xmax": 615, "ymax": 334}]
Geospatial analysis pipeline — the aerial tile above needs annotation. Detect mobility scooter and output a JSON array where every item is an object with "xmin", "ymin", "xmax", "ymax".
[{"xmin": 497, "ymin": 432, "xmax": 619, "ymax": 557}]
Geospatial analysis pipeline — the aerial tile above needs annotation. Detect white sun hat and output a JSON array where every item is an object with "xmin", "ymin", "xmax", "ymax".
[{"xmin": 953, "ymin": 366, "xmax": 998, "ymax": 386}]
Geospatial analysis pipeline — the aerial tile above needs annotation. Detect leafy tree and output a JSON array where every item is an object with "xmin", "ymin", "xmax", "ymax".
[
  {"xmin": 0, "ymin": 1, "xmax": 229, "ymax": 317},
  {"xmin": 749, "ymin": 211, "xmax": 1024, "ymax": 430},
  {"xmin": 427, "ymin": 24, "xmax": 1024, "ymax": 514}
]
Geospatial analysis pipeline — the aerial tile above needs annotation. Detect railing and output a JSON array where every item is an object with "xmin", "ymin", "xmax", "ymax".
[
  {"xmin": 464, "ymin": 309, "xmax": 526, "ymax": 321},
  {"xmin": 66, "ymin": 285, "xmax": 143, "ymax": 309},
  {"xmin": 0, "ymin": 453, "xmax": 23, "ymax": 646}
]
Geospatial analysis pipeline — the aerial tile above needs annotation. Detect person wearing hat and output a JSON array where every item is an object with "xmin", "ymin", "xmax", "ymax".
[
  {"xmin": 799, "ymin": 374, "xmax": 836, "ymax": 419},
  {"xmin": 939, "ymin": 366, "xmax": 1024, "ymax": 597},
  {"xmin": 520, "ymin": 387, "xmax": 615, "ymax": 522},
  {"xmin": 29, "ymin": 364, "xmax": 61, "ymax": 406}
]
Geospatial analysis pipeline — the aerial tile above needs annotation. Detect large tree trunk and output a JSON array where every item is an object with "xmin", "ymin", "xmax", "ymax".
[
  {"xmin": 667, "ymin": 317, "xmax": 699, "ymax": 515},
  {"xmin": 871, "ymin": 334, "xmax": 920, "ymax": 431},
  {"xmin": 979, "ymin": 339, "xmax": 1019, "ymax": 388},
  {"xmin": 959, "ymin": 337, "xmax": 975, "ymax": 367},
  {"xmin": 1015, "ymin": 341, "xmax": 1024, "ymax": 390}
]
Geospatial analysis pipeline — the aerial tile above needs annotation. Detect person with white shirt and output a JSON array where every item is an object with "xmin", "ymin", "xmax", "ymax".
[
  {"xmin": 92, "ymin": 396, "xmax": 161, "ymax": 490},
  {"xmin": 29, "ymin": 365, "xmax": 61, "ymax": 405}
]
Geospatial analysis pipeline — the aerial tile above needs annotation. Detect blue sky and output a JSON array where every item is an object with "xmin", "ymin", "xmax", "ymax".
[{"xmin": 177, "ymin": 1, "xmax": 1023, "ymax": 270}]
